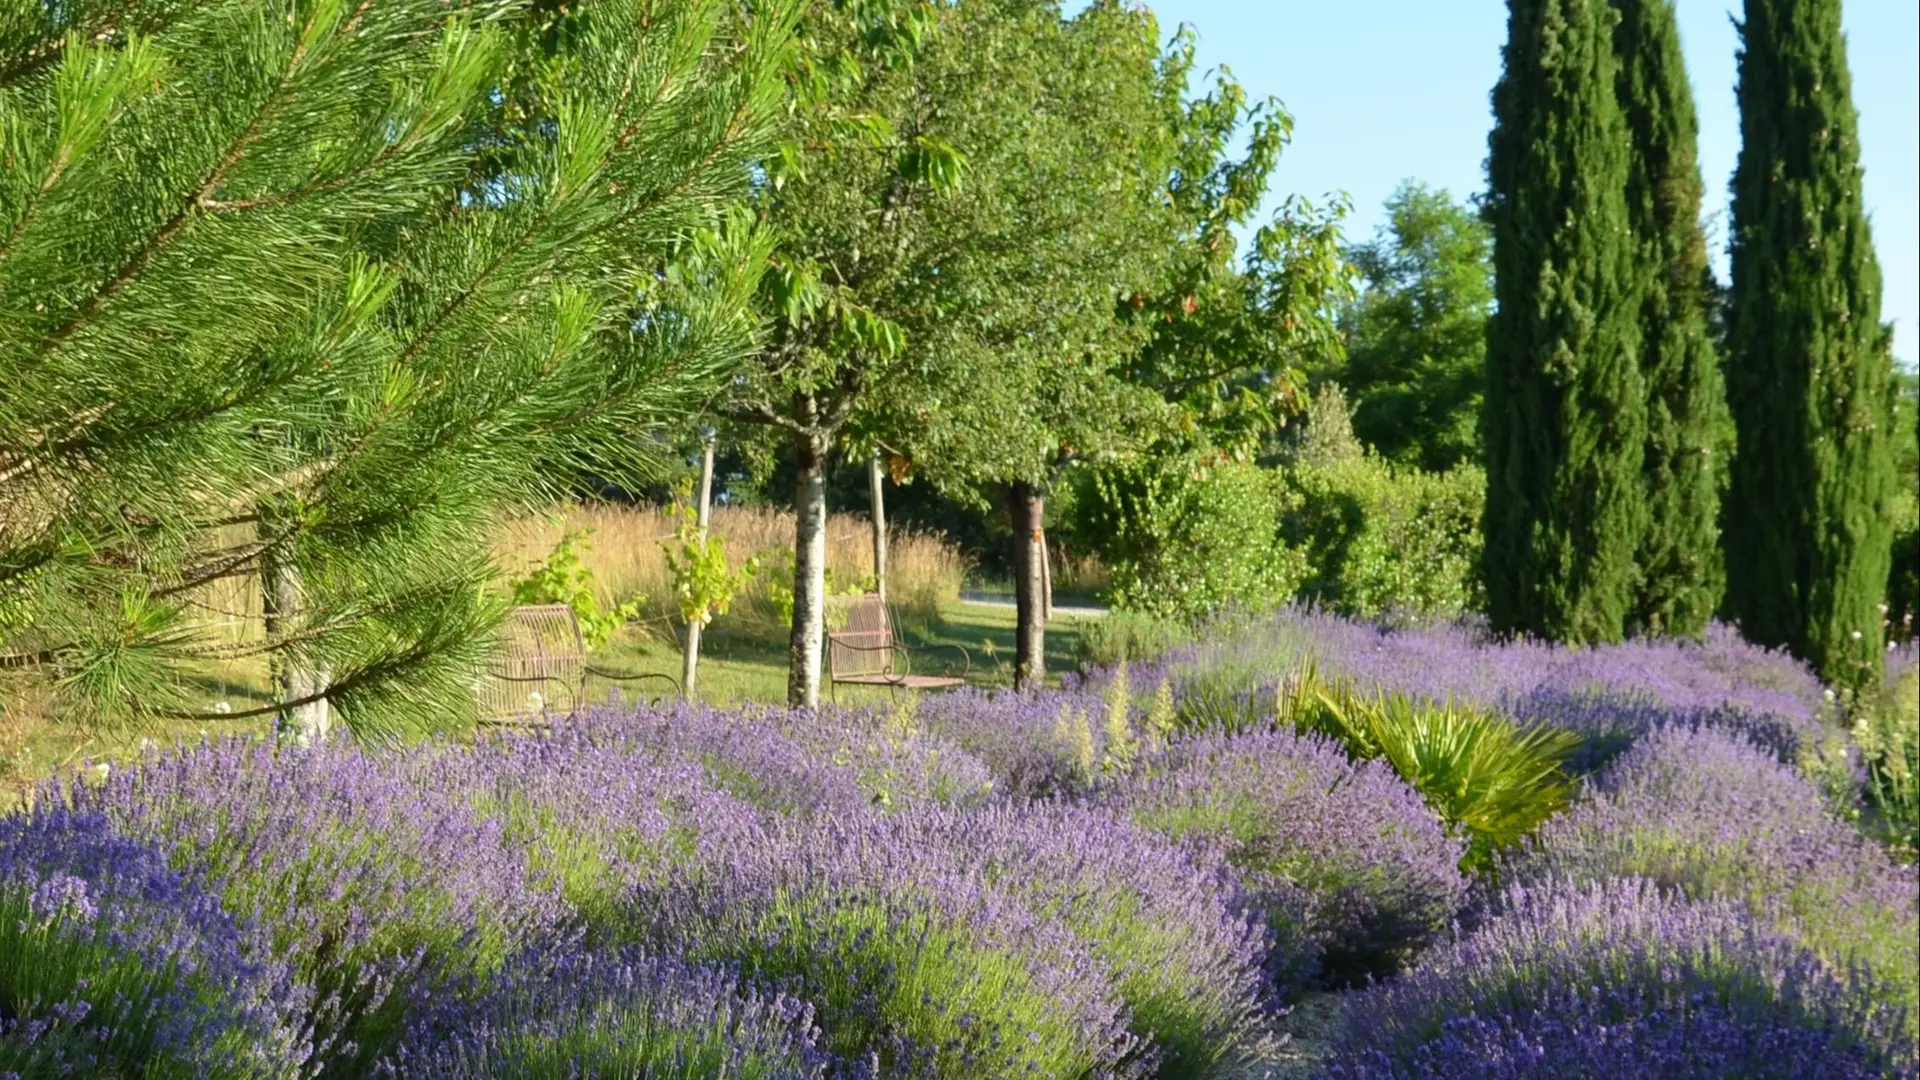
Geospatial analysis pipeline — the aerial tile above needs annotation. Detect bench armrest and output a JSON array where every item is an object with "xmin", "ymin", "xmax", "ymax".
[{"xmin": 581, "ymin": 664, "xmax": 682, "ymax": 704}]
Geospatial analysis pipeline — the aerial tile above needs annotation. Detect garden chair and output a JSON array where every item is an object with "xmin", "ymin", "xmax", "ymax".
[
  {"xmin": 827, "ymin": 593, "xmax": 970, "ymax": 702},
  {"xmin": 478, "ymin": 604, "xmax": 679, "ymax": 726}
]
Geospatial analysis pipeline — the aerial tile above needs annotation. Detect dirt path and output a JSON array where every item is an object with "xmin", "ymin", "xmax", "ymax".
[
  {"xmin": 1224, "ymin": 993, "xmax": 1346, "ymax": 1080},
  {"xmin": 957, "ymin": 591, "xmax": 1109, "ymax": 618}
]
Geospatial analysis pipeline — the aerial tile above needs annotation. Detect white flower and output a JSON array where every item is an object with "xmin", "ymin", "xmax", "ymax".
[
  {"xmin": 212, "ymin": 700, "xmax": 232, "ymax": 715},
  {"xmin": 1851, "ymin": 630, "xmax": 1863, "ymax": 641},
  {"xmin": 526, "ymin": 691, "xmax": 545, "ymax": 710}
]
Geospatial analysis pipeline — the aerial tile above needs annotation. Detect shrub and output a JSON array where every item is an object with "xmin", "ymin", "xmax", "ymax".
[
  {"xmin": 1855, "ymin": 665, "xmax": 1919, "ymax": 859},
  {"xmin": 416, "ymin": 727, "xmax": 768, "ymax": 932},
  {"xmin": 54, "ymin": 739, "xmax": 570, "ymax": 1074},
  {"xmin": 1115, "ymin": 729, "xmax": 1467, "ymax": 987},
  {"xmin": 1073, "ymin": 456, "xmax": 1306, "ymax": 621},
  {"xmin": 1279, "ymin": 669, "xmax": 1580, "ymax": 870},
  {"xmin": 888, "ymin": 803, "xmax": 1272, "ymax": 1079},
  {"xmin": 634, "ymin": 814, "xmax": 1137, "ymax": 1079},
  {"xmin": 380, "ymin": 946, "xmax": 828, "ymax": 1079},
  {"xmin": 1073, "ymin": 609, "xmax": 1193, "ymax": 668},
  {"xmin": 507, "ymin": 530, "xmax": 642, "ymax": 648},
  {"xmin": 1327, "ymin": 877, "xmax": 1909, "ymax": 1079},
  {"xmin": 0, "ymin": 810, "xmax": 304, "ymax": 1078},
  {"xmin": 1514, "ymin": 725, "xmax": 1920, "ymax": 1044},
  {"xmin": 1279, "ymin": 457, "xmax": 1485, "ymax": 620},
  {"xmin": 563, "ymin": 702, "xmax": 996, "ymax": 816},
  {"xmin": 914, "ymin": 688, "xmax": 1117, "ymax": 799}
]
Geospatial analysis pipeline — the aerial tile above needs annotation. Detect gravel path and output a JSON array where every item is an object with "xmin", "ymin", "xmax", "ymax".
[
  {"xmin": 1224, "ymin": 993, "xmax": 1347, "ymax": 1080},
  {"xmin": 957, "ymin": 591, "xmax": 1109, "ymax": 618}
]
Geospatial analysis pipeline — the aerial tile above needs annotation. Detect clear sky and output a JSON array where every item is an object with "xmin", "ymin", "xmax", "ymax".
[{"xmin": 1078, "ymin": 0, "xmax": 1918, "ymax": 367}]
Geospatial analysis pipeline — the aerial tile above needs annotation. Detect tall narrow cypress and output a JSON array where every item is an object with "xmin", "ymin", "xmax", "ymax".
[
  {"xmin": 1484, "ymin": 0, "xmax": 1647, "ymax": 643},
  {"xmin": 1725, "ymin": 0, "xmax": 1896, "ymax": 686},
  {"xmin": 1614, "ymin": 0, "xmax": 1728, "ymax": 637}
]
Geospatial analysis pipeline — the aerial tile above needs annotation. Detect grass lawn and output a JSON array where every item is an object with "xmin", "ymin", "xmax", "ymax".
[{"xmin": 585, "ymin": 599, "xmax": 1095, "ymax": 705}]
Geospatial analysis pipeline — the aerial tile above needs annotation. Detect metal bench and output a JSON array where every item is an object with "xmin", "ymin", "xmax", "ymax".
[
  {"xmin": 827, "ymin": 593, "xmax": 969, "ymax": 702},
  {"xmin": 479, "ymin": 604, "xmax": 679, "ymax": 725}
]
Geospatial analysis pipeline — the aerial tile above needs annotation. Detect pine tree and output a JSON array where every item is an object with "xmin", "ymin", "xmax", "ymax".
[
  {"xmin": 1725, "ymin": 0, "xmax": 1896, "ymax": 686},
  {"xmin": 1483, "ymin": 0, "xmax": 1647, "ymax": 643},
  {"xmin": 0, "ymin": 0, "xmax": 792, "ymax": 738},
  {"xmin": 1614, "ymin": 0, "xmax": 1728, "ymax": 637}
]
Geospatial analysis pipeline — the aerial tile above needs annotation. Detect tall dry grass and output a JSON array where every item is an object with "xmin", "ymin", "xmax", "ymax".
[{"xmin": 495, "ymin": 502, "xmax": 971, "ymax": 637}]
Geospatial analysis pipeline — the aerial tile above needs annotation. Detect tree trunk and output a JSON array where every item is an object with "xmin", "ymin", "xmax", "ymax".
[
  {"xmin": 1008, "ymin": 480, "xmax": 1047, "ymax": 691},
  {"xmin": 789, "ymin": 427, "xmax": 830, "ymax": 709},
  {"xmin": 869, "ymin": 452, "xmax": 888, "ymax": 607},
  {"xmin": 681, "ymin": 436, "xmax": 716, "ymax": 699},
  {"xmin": 261, "ymin": 545, "xmax": 330, "ymax": 745}
]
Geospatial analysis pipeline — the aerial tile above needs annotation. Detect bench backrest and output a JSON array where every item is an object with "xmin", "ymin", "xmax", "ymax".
[
  {"xmin": 828, "ymin": 593, "xmax": 894, "ymax": 679},
  {"xmin": 478, "ymin": 604, "xmax": 585, "ymax": 719}
]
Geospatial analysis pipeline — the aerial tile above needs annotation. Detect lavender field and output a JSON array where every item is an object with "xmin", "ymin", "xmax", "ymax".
[{"xmin": 2, "ymin": 613, "xmax": 1916, "ymax": 1079}]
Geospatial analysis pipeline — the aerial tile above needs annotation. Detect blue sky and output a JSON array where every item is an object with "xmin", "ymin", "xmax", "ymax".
[{"xmin": 1075, "ymin": 0, "xmax": 1917, "ymax": 367}]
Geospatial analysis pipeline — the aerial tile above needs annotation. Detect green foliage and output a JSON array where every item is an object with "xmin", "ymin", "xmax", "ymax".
[
  {"xmin": 1279, "ymin": 666, "xmax": 1581, "ymax": 871},
  {"xmin": 508, "ymin": 532, "xmax": 641, "ymax": 650},
  {"xmin": 1336, "ymin": 181, "xmax": 1493, "ymax": 472},
  {"xmin": 1887, "ymin": 371, "xmax": 1918, "ymax": 644},
  {"xmin": 1100, "ymin": 661, "xmax": 1138, "ymax": 777},
  {"xmin": 1615, "ymin": 0, "xmax": 1729, "ymax": 638},
  {"xmin": 0, "ymin": 0, "xmax": 794, "ymax": 738},
  {"xmin": 661, "ymin": 485, "xmax": 759, "ymax": 631},
  {"xmin": 1724, "ymin": 0, "xmax": 1897, "ymax": 687},
  {"xmin": 1072, "ymin": 610, "xmax": 1193, "ymax": 669},
  {"xmin": 1281, "ymin": 456, "xmax": 1486, "ymax": 621},
  {"xmin": 1076, "ymin": 457, "xmax": 1305, "ymax": 622},
  {"xmin": 1853, "ymin": 668, "xmax": 1919, "ymax": 861},
  {"xmin": 1483, "ymin": 0, "xmax": 1648, "ymax": 644}
]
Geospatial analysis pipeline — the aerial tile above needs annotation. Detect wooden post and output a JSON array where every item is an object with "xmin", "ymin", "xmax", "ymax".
[
  {"xmin": 681, "ymin": 434, "xmax": 716, "ymax": 699},
  {"xmin": 869, "ymin": 451, "xmax": 888, "ymax": 607}
]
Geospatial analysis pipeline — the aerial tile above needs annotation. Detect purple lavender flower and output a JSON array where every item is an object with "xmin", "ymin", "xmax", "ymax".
[
  {"xmin": 378, "ymin": 944, "xmax": 829, "ymax": 1079},
  {"xmin": 562, "ymin": 702, "xmax": 996, "ymax": 815},
  {"xmin": 0, "ymin": 809, "xmax": 308, "ymax": 1077},
  {"xmin": 631, "ymin": 811, "xmax": 1144, "ymax": 1079},
  {"xmin": 1327, "ymin": 876, "xmax": 1911, "ymax": 1078},
  {"xmin": 51, "ymin": 736, "xmax": 570, "ymax": 1073},
  {"xmin": 1515, "ymin": 725, "xmax": 1920, "ymax": 1046},
  {"xmin": 1114, "ymin": 729, "xmax": 1468, "ymax": 987},
  {"xmin": 914, "ymin": 687, "xmax": 1118, "ymax": 798},
  {"xmin": 875, "ymin": 801, "xmax": 1272, "ymax": 1078}
]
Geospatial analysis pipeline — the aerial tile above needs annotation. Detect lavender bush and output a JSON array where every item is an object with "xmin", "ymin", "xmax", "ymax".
[
  {"xmin": 633, "ymin": 811, "xmax": 1142, "ymax": 1080},
  {"xmin": 1515, "ymin": 725, "xmax": 1920, "ymax": 1043},
  {"xmin": 881, "ymin": 802, "xmax": 1272, "ymax": 1078},
  {"xmin": 916, "ymin": 687, "xmax": 1116, "ymax": 798},
  {"xmin": 1327, "ymin": 877, "xmax": 1911, "ymax": 1079},
  {"xmin": 379, "ymin": 945, "xmax": 828, "ymax": 1079},
  {"xmin": 1115, "ymin": 729, "xmax": 1468, "ymax": 987},
  {"xmin": 1127, "ymin": 610, "xmax": 1829, "ymax": 767},
  {"xmin": 49, "ymin": 738, "xmax": 569, "ymax": 1074},
  {"xmin": 0, "ymin": 809, "xmax": 306, "ymax": 1078}
]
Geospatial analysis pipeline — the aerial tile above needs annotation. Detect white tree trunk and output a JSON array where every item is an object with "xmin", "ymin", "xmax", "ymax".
[
  {"xmin": 789, "ymin": 429, "xmax": 829, "ymax": 709},
  {"xmin": 869, "ymin": 451, "xmax": 888, "ymax": 607},
  {"xmin": 681, "ymin": 437, "xmax": 716, "ymax": 699}
]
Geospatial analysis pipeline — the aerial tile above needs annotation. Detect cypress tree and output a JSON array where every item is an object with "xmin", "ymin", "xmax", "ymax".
[
  {"xmin": 1614, "ymin": 0, "xmax": 1728, "ymax": 637},
  {"xmin": 1483, "ymin": 0, "xmax": 1647, "ymax": 643},
  {"xmin": 1725, "ymin": 0, "xmax": 1896, "ymax": 686}
]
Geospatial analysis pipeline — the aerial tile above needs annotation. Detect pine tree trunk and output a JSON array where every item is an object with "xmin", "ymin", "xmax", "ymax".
[
  {"xmin": 1725, "ymin": 0, "xmax": 1894, "ymax": 686},
  {"xmin": 789, "ymin": 427, "xmax": 830, "ymax": 709},
  {"xmin": 261, "ymin": 546, "xmax": 330, "ymax": 745},
  {"xmin": 1008, "ymin": 480, "xmax": 1046, "ymax": 690}
]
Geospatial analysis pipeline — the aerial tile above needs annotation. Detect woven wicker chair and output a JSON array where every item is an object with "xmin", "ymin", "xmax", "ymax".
[
  {"xmin": 826, "ymin": 593, "xmax": 969, "ymax": 702},
  {"xmin": 478, "ymin": 604, "xmax": 679, "ymax": 725}
]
